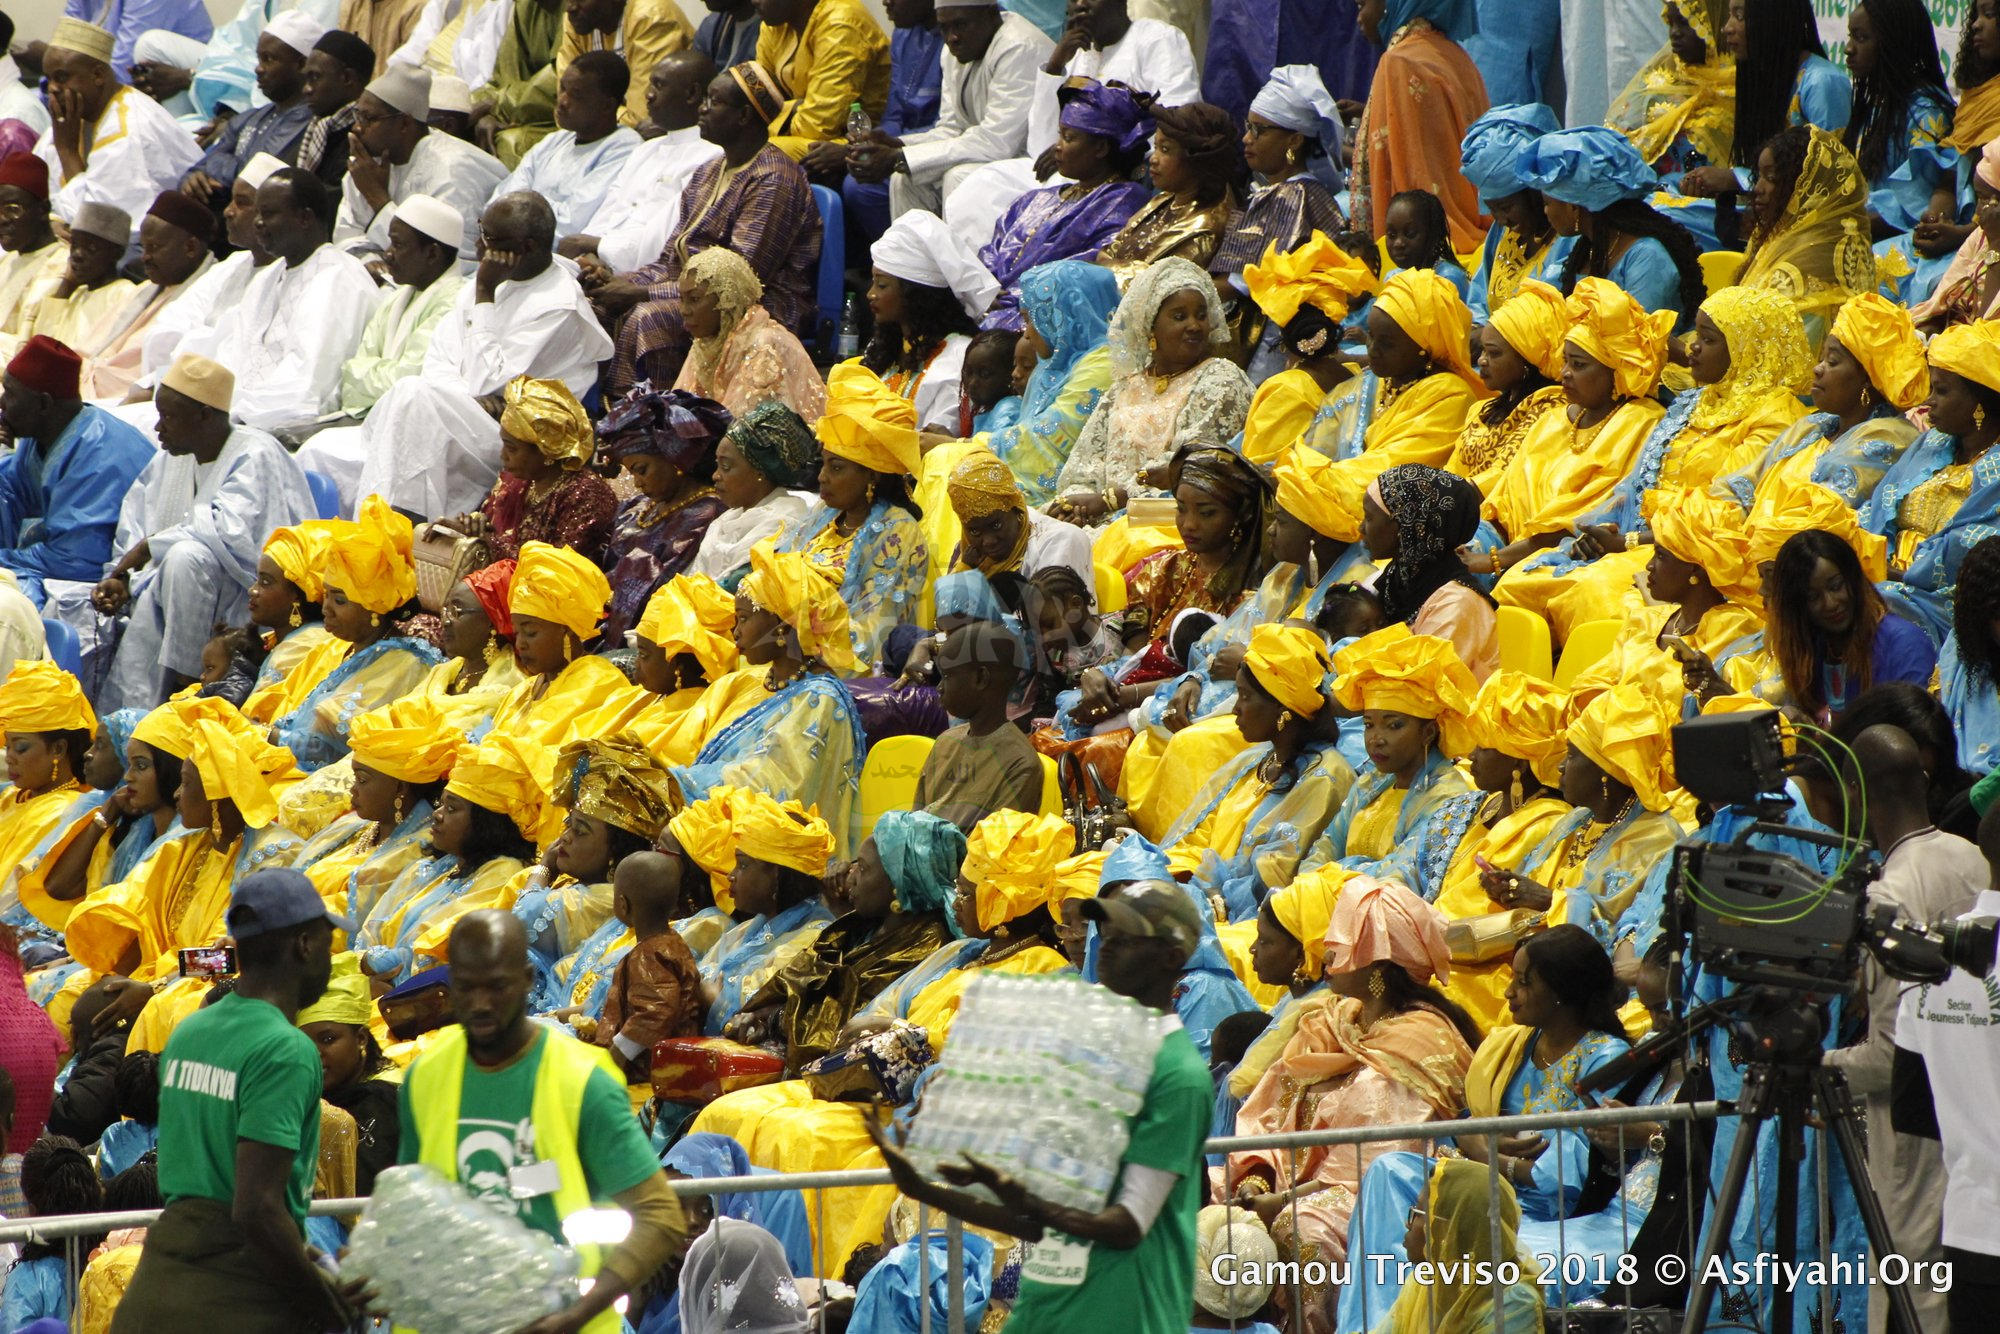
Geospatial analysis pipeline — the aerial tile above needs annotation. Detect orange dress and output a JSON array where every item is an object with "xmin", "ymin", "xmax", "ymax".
[{"xmin": 1351, "ymin": 22, "xmax": 1491, "ymax": 253}]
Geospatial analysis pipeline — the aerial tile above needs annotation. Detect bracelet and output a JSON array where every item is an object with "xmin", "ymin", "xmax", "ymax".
[{"xmin": 91, "ymin": 809, "xmax": 113, "ymax": 831}]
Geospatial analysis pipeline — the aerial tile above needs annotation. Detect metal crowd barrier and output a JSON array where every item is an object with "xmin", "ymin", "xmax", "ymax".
[{"xmin": 0, "ymin": 1101, "xmax": 1729, "ymax": 1334}]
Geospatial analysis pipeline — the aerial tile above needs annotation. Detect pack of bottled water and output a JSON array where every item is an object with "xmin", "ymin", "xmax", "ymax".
[
  {"xmin": 340, "ymin": 1164, "xmax": 580, "ymax": 1332},
  {"xmin": 903, "ymin": 974, "xmax": 1170, "ymax": 1212}
]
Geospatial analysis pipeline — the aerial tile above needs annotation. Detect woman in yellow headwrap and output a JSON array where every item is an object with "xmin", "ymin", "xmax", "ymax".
[
  {"xmin": 1444, "ymin": 280, "xmax": 1570, "ymax": 498},
  {"xmin": 1856, "ymin": 319, "xmax": 2000, "ymax": 642},
  {"xmin": 1733, "ymin": 127, "xmax": 1877, "ymax": 347},
  {"xmin": 1223, "ymin": 878, "xmax": 1479, "ymax": 1324},
  {"xmin": 1605, "ymin": 0, "xmax": 1736, "ymax": 174},
  {"xmin": 242, "ymin": 521, "xmax": 336, "ymax": 723},
  {"xmin": 1431, "ymin": 672, "xmax": 1584, "ymax": 1029},
  {"xmin": 286, "ymin": 696, "xmax": 460, "ymax": 925},
  {"xmin": 1474, "ymin": 278, "xmax": 1673, "ymax": 578},
  {"xmin": 356, "ymin": 731, "xmax": 546, "ymax": 986},
  {"xmin": 1302, "ymin": 268, "xmax": 1489, "ymax": 543},
  {"xmin": 447, "ymin": 375, "xmax": 618, "ymax": 566},
  {"xmin": 0, "ymin": 663, "xmax": 93, "ymax": 909},
  {"xmin": 297, "ymin": 953, "xmax": 401, "ymax": 1193},
  {"xmin": 1239, "ymin": 233, "xmax": 1373, "ymax": 466},
  {"xmin": 697, "ymin": 788, "xmax": 840, "ymax": 1033},
  {"xmin": 669, "ymin": 546, "xmax": 868, "ymax": 855},
  {"xmin": 774, "ymin": 362, "xmax": 930, "ymax": 669},
  {"xmin": 581, "ymin": 573, "xmax": 740, "ymax": 753},
  {"xmin": 482, "ymin": 539, "xmax": 627, "ymax": 750},
  {"xmin": 1306, "ymin": 626, "xmax": 1478, "ymax": 881},
  {"xmin": 267, "ymin": 496, "xmax": 445, "ymax": 772},
  {"xmin": 1495, "ymin": 284, "xmax": 1812, "ymax": 637}
]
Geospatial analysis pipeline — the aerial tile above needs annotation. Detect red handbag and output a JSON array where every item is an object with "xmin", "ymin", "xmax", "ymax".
[{"xmin": 650, "ymin": 1037, "xmax": 786, "ymax": 1105}]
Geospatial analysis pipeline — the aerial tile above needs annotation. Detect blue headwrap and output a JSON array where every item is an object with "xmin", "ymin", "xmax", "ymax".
[
  {"xmin": 1515, "ymin": 126, "xmax": 1658, "ymax": 212},
  {"xmin": 1381, "ymin": 0, "xmax": 1477, "ymax": 43},
  {"xmin": 1250, "ymin": 65, "xmax": 1345, "ymax": 191},
  {"xmin": 1100, "ymin": 831, "xmax": 1172, "ymax": 889},
  {"xmin": 933, "ymin": 570, "xmax": 1009, "ymax": 626},
  {"xmin": 1459, "ymin": 102, "xmax": 1562, "ymax": 199},
  {"xmin": 101, "ymin": 707, "xmax": 144, "ymax": 770},
  {"xmin": 661, "ymin": 1132, "xmax": 816, "ymax": 1278},
  {"xmin": 849, "ymin": 1231, "xmax": 995, "ymax": 1334},
  {"xmin": 1056, "ymin": 78, "xmax": 1152, "ymax": 153},
  {"xmin": 871, "ymin": 810, "xmax": 967, "ymax": 916},
  {"xmin": 1016, "ymin": 260, "xmax": 1121, "ymax": 420}
]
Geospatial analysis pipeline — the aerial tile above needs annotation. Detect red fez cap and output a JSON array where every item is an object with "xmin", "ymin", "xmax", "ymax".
[
  {"xmin": 7, "ymin": 337, "xmax": 81, "ymax": 399},
  {"xmin": 145, "ymin": 189, "xmax": 216, "ymax": 243},
  {"xmin": 0, "ymin": 153, "xmax": 48, "ymax": 201}
]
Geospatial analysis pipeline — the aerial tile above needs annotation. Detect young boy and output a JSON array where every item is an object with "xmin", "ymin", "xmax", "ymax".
[
  {"xmin": 912, "ymin": 622, "xmax": 1044, "ymax": 832},
  {"xmin": 594, "ymin": 851, "xmax": 706, "ymax": 1082}
]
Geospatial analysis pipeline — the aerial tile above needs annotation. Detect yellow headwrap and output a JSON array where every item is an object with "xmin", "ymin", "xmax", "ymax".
[
  {"xmin": 499, "ymin": 375, "xmax": 594, "ymax": 469},
  {"xmin": 1565, "ymin": 276, "xmax": 1674, "ymax": 401},
  {"xmin": 1567, "ymin": 681, "xmax": 1677, "ymax": 812},
  {"xmin": 1374, "ymin": 268, "xmax": 1483, "ymax": 392},
  {"xmin": 1242, "ymin": 231, "xmax": 1378, "ymax": 331},
  {"xmin": 1647, "ymin": 485, "xmax": 1761, "ymax": 606},
  {"xmin": 1830, "ymin": 292, "xmax": 1928, "ymax": 412},
  {"xmin": 262, "ymin": 522, "xmax": 335, "ymax": 603},
  {"xmin": 637, "ymin": 574, "xmax": 737, "ymax": 681},
  {"xmin": 323, "ymin": 495, "xmax": 417, "ymax": 615},
  {"xmin": 510, "ymin": 540, "xmax": 611, "ymax": 642},
  {"xmin": 1267, "ymin": 864, "xmax": 1343, "ymax": 977},
  {"xmin": 961, "ymin": 810, "xmax": 1076, "ymax": 933},
  {"xmin": 186, "ymin": 713, "xmax": 292, "ymax": 829},
  {"xmin": 346, "ymin": 696, "xmax": 461, "ymax": 784},
  {"xmin": 1049, "ymin": 850, "xmax": 1107, "ymax": 918},
  {"xmin": 667, "ymin": 784, "xmax": 742, "ymax": 911},
  {"xmin": 1273, "ymin": 442, "xmax": 1347, "ymax": 539},
  {"xmin": 1690, "ymin": 285, "xmax": 1815, "ymax": 433},
  {"xmin": 1468, "ymin": 671, "xmax": 1570, "ymax": 786},
  {"xmin": 816, "ymin": 362, "xmax": 920, "ymax": 477},
  {"xmin": 0, "ymin": 661, "xmax": 95, "ymax": 734},
  {"xmin": 1926, "ymin": 320, "xmax": 2000, "ymax": 396},
  {"xmin": 739, "ymin": 544, "xmax": 862, "ymax": 673},
  {"xmin": 1487, "ymin": 279, "xmax": 1570, "ymax": 381},
  {"xmin": 296, "ymin": 953, "xmax": 373, "ymax": 1027},
  {"xmin": 1331, "ymin": 624, "xmax": 1478, "ymax": 754},
  {"xmin": 731, "ymin": 787, "xmax": 835, "ymax": 877},
  {"xmin": 551, "ymin": 732, "xmax": 676, "ymax": 839},
  {"xmin": 131, "ymin": 695, "xmax": 241, "ymax": 761},
  {"xmin": 1244, "ymin": 624, "xmax": 1330, "ymax": 718},
  {"xmin": 445, "ymin": 732, "xmax": 554, "ymax": 839},
  {"xmin": 1745, "ymin": 475, "xmax": 1888, "ymax": 581}
]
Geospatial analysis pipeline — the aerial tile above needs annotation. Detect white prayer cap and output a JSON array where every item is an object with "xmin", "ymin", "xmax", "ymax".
[
  {"xmin": 71, "ymin": 201, "xmax": 130, "ymax": 248},
  {"xmin": 398, "ymin": 194, "xmax": 463, "ymax": 248},
  {"xmin": 161, "ymin": 353, "xmax": 234, "ymax": 412},
  {"xmin": 871, "ymin": 209, "xmax": 999, "ymax": 319},
  {"xmin": 241, "ymin": 153, "xmax": 287, "ymax": 191},
  {"xmin": 430, "ymin": 75, "xmax": 473, "ymax": 115},
  {"xmin": 366, "ymin": 65, "xmax": 431, "ymax": 120},
  {"xmin": 264, "ymin": 9, "xmax": 327, "ymax": 58}
]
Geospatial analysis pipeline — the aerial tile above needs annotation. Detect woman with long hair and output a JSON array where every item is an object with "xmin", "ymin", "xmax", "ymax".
[
  {"xmin": 1844, "ymin": 0, "xmax": 1957, "ymax": 236},
  {"xmin": 1095, "ymin": 100, "xmax": 1247, "ymax": 283},
  {"xmin": 864, "ymin": 209, "xmax": 998, "ymax": 431},
  {"xmin": 1941, "ymin": 534, "xmax": 2000, "ymax": 774},
  {"xmin": 1725, "ymin": 0, "xmax": 1850, "ymax": 163},
  {"xmin": 1759, "ymin": 529, "xmax": 1934, "ymax": 724},
  {"xmin": 1948, "ymin": 0, "xmax": 2000, "ymax": 159}
]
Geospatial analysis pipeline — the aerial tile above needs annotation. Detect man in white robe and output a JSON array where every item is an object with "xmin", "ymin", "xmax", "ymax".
[
  {"xmin": 0, "ymin": 34, "xmax": 52, "ymax": 136},
  {"xmin": 334, "ymin": 63, "xmax": 507, "ymax": 259},
  {"xmin": 35, "ymin": 19, "xmax": 202, "ymax": 229},
  {"xmin": 561, "ymin": 48, "xmax": 721, "ymax": 273},
  {"xmin": 80, "ymin": 353, "xmax": 315, "ymax": 709},
  {"xmin": 850, "ymin": 0, "xmax": 1049, "ymax": 219},
  {"xmin": 941, "ymin": 0, "xmax": 1194, "ymax": 243},
  {"xmin": 334, "ymin": 195, "xmax": 465, "ymax": 422},
  {"xmin": 496, "ymin": 51, "xmax": 641, "ymax": 238},
  {"xmin": 304, "ymin": 191, "xmax": 612, "ymax": 519},
  {"xmin": 78, "ymin": 190, "xmax": 218, "ymax": 401},
  {"xmin": 389, "ymin": 0, "xmax": 513, "ymax": 91}
]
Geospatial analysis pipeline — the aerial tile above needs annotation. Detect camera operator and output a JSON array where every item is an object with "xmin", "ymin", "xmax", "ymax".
[
  {"xmin": 1817, "ymin": 725, "xmax": 1982, "ymax": 1334},
  {"xmin": 1891, "ymin": 802, "xmax": 2000, "ymax": 1331}
]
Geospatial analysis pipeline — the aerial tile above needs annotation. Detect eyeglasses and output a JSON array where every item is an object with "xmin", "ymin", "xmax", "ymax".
[{"xmin": 0, "ymin": 203, "xmax": 33, "ymax": 222}]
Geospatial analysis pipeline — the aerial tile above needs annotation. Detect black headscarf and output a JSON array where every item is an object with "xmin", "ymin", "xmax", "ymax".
[{"xmin": 1371, "ymin": 464, "xmax": 1486, "ymax": 625}]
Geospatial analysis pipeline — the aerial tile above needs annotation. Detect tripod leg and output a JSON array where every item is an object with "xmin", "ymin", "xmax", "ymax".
[
  {"xmin": 1680, "ymin": 1101, "xmax": 1765, "ymax": 1334},
  {"xmin": 1815, "ymin": 1069, "xmax": 1926, "ymax": 1334}
]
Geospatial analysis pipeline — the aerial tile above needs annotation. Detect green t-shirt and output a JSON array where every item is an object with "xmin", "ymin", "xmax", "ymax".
[
  {"xmin": 156, "ymin": 992, "xmax": 324, "ymax": 1225},
  {"xmin": 1007, "ymin": 1023, "xmax": 1214, "ymax": 1334},
  {"xmin": 396, "ymin": 1028, "xmax": 662, "ymax": 1242}
]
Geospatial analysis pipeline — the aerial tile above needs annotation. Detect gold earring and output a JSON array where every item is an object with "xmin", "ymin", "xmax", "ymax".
[
  {"xmin": 1276, "ymin": 707, "xmax": 1294, "ymax": 731},
  {"xmin": 391, "ymin": 791, "xmax": 405, "ymax": 826},
  {"xmin": 1367, "ymin": 968, "xmax": 1386, "ymax": 999},
  {"xmin": 369, "ymin": 612, "xmax": 382, "ymax": 628},
  {"xmin": 1290, "ymin": 963, "xmax": 1315, "ymax": 989},
  {"xmin": 1978, "ymin": 404, "xmax": 1988, "ymax": 431},
  {"xmin": 288, "ymin": 605, "xmax": 302, "ymax": 629},
  {"xmin": 865, "ymin": 480, "xmax": 877, "ymax": 506},
  {"xmin": 483, "ymin": 637, "xmax": 503, "ymax": 665},
  {"xmin": 1508, "ymin": 769, "xmax": 1525, "ymax": 807}
]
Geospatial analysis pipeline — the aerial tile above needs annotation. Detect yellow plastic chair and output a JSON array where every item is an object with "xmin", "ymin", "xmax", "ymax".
[
  {"xmin": 1039, "ymin": 754, "xmax": 1061, "ymax": 817},
  {"xmin": 1554, "ymin": 618, "xmax": 1625, "ymax": 689},
  {"xmin": 1094, "ymin": 562, "xmax": 1128, "ymax": 614},
  {"xmin": 1496, "ymin": 605, "xmax": 1554, "ymax": 681},
  {"xmin": 1700, "ymin": 250, "xmax": 1744, "ymax": 295},
  {"xmin": 857, "ymin": 734, "xmax": 934, "ymax": 840}
]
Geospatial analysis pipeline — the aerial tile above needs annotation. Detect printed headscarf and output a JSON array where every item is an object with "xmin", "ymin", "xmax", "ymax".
[{"xmin": 1368, "ymin": 464, "xmax": 1486, "ymax": 627}]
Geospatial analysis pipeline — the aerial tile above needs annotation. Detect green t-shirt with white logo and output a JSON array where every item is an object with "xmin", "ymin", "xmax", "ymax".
[
  {"xmin": 157, "ymin": 992, "xmax": 325, "ymax": 1225},
  {"xmin": 395, "ymin": 1027, "xmax": 661, "ymax": 1242}
]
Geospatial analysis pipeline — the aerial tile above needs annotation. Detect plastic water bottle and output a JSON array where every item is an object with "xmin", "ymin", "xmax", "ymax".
[
  {"xmin": 836, "ymin": 294, "xmax": 862, "ymax": 359},
  {"xmin": 846, "ymin": 99, "xmax": 872, "ymax": 143}
]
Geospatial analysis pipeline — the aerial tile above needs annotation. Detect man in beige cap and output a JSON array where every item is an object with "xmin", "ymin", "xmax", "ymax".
[
  {"xmin": 35, "ymin": 18, "xmax": 201, "ymax": 229},
  {"xmin": 88, "ymin": 351, "xmax": 315, "ymax": 708},
  {"xmin": 333, "ymin": 63, "xmax": 505, "ymax": 259},
  {"xmin": 17, "ymin": 200, "xmax": 137, "ymax": 353}
]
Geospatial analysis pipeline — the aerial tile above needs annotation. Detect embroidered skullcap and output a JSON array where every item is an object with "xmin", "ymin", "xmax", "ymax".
[
  {"xmin": 1194, "ymin": 1207, "xmax": 1279, "ymax": 1319},
  {"xmin": 1242, "ymin": 231, "xmax": 1376, "ymax": 330},
  {"xmin": 726, "ymin": 401, "xmax": 820, "ymax": 489},
  {"xmin": 1926, "ymin": 320, "xmax": 2000, "ymax": 396},
  {"xmin": 6, "ymin": 337, "xmax": 80, "ymax": 400},
  {"xmin": 816, "ymin": 362, "xmax": 919, "ymax": 476},
  {"xmin": 430, "ymin": 74, "xmax": 473, "ymax": 114},
  {"xmin": 738, "ymin": 543, "xmax": 861, "ymax": 672},
  {"xmin": 1459, "ymin": 102, "xmax": 1561, "ymax": 197},
  {"xmin": 1272, "ymin": 442, "xmax": 1347, "ymax": 539},
  {"xmin": 637, "ymin": 573, "xmax": 736, "ymax": 680},
  {"xmin": 509, "ymin": 540, "xmax": 610, "ymax": 642},
  {"xmin": 396, "ymin": 193, "xmax": 463, "ymax": 248},
  {"xmin": 464, "ymin": 558, "xmax": 516, "ymax": 639},
  {"xmin": 323, "ymin": 495, "xmax": 417, "ymax": 614},
  {"xmin": 0, "ymin": 661, "xmax": 94, "ymax": 734},
  {"xmin": 872, "ymin": 210, "xmax": 1000, "ymax": 319},
  {"xmin": 1487, "ymin": 278, "xmax": 1569, "ymax": 380},
  {"xmin": 598, "ymin": 382, "xmax": 733, "ymax": 471},
  {"xmin": 346, "ymin": 696, "xmax": 460, "ymax": 785},
  {"xmin": 552, "ymin": 732, "xmax": 676, "ymax": 839},
  {"xmin": 262, "ymin": 522, "xmax": 335, "ymax": 603},
  {"xmin": 1244, "ymin": 624, "xmax": 1329, "ymax": 718},
  {"xmin": 159, "ymin": 353, "xmax": 233, "ymax": 412},
  {"xmin": 1374, "ymin": 268, "xmax": 1481, "ymax": 391},
  {"xmin": 445, "ymin": 732, "xmax": 553, "ymax": 837},
  {"xmin": 1266, "ymin": 865, "xmax": 1343, "ymax": 978},
  {"xmin": 1564, "ymin": 276, "xmax": 1674, "ymax": 400},
  {"xmin": 1331, "ymin": 624, "xmax": 1478, "ymax": 755},
  {"xmin": 1468, "ymin": 670, "xmax": 1569, "ymax": 786},
  {"xmin": 1516, "ymin": 126, "xmax": 1658, "ymax": 211},
  {"xmin": 1568, "ymin": 681, "xmax": 1678, "ymax": 812},
  {"xmin": 961, "ymin": 811, "xmax": 1075, "ymax": 933},
  {"xmin": 731, "ymin": 787, "xmax": 835, "ymax": 877},
  {"xmin": 0, "ymin": 154, "xmax": 46, "ymax": 200},
  {"xmin": 147, "ymin": 189, "xmax": 216, "ymax": 244},
  {"xmin": 1829, "ymin": 293, "xmax": 1927, "ymax": 412},
  {"xmin": 365, "ymin": 64, "xmax": 431, "ymax": 119},
  {"xmin": 264, "ymin": 9, "xmax": 327, "ymax": 56},
  {"xmin": 1320, "ymin": 873, "xmax": 1452, "ymax": 985},
  {"xmin": 48, "ymin": 17, "xmax": 114, "ymax": 63},
  {"xmin": 726, "ymin": 61, "xmax": 784, "ymax": 122},
  {"xmin": 71, "ymin": 201, "xmax": 129, "ymax": 248}
]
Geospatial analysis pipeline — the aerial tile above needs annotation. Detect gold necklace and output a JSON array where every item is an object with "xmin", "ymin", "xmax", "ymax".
[
  {"xmin": 1568, "ymin": 408, "xmax": 1612, "ymax": 454},
  {"xmin": 1563, "ymin": 798, "xmax": 1636, "ymax": 871}
]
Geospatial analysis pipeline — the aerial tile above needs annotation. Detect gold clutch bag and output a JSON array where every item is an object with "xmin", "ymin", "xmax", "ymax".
[
  {"xmin": 1445, "ymin": 910, "xmax": 1547, "ymax": 964},
  {"xmin": 1126, "ymin": 497, "xmax": 1178, "ymax": 528},
  {"xmin": 412, "ymin": 523, "xmax": 489, "ymax": 612}
]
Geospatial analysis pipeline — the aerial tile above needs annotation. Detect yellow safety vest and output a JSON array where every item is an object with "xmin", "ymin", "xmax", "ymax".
[{"xmin": 404, "ymin": 1024, "xmax": 625, "ymax": 1334}]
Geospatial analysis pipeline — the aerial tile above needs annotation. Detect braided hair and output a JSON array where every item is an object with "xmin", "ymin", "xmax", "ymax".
[
  {"xmin": 1846, "ymin": 0, "xmax": 1953, "ymax": 183},
  {"xmin": 1387, "ymin": 189, "xmax": 1459, "ymax": 271},
  {"xmin": 1732, "ymin": 0, "xmax": 1825, "ymax": 167}
]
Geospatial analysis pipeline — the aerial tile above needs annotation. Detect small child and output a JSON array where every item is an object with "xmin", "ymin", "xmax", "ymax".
[
  {"xmin": 1382, "ymin": 189, "xmax": 1472, "ymax": 297},
  {"xmin": 1009, "ymin": 331, "xmax": 1039, "ymax": 397},
  {"xmin": 197, "ymin": 624, "xmax": 263, "ymax": 707},
  {"xmin": 960, "ymin": 329, "xmax": 1024, "ymax": 435},
  {"xmin": 1029, "ymin": 565, "xmax": 1123, "ymax": 688},
  {"xmin": 595, "ymin": 851, "xmax": 706, "ymax": 1082}
]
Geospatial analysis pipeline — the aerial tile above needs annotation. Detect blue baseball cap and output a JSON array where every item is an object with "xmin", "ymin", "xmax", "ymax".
[{"xmin": 226, "ymin": 867, "xmax": 355, "ymax": 940}]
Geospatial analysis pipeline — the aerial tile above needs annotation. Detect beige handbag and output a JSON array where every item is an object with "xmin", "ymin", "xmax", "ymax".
[
  {"xmin": 412, "ymin": 523, "xmax": 489, "ymax": 613},
  {"xmin": 1445, "ymin": 909, "xmax": 1548, "ymax": 965}
]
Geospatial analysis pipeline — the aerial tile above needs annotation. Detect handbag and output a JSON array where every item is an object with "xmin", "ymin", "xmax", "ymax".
[
  {"xmin": 412, "ymin": 523, "xmax": 490, "ymax": 613},
  {"xmin": 801, "ymin": 1022, "xmax": 934, "ymax": 1105},
  {"xmin": 1444, "ymin": 909, "xmax": 1548, "ymax": 965},
  {"xmin": 649, "ymin": 1037, "xmax": 785, "ymax": 1105},
  {"xmin": 1059, "ymin": 750, "xmax": 1130, "ymax": 851}
]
